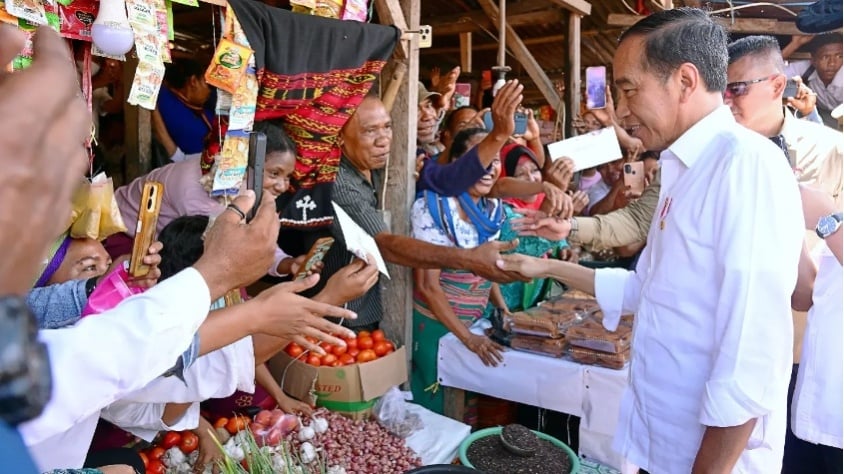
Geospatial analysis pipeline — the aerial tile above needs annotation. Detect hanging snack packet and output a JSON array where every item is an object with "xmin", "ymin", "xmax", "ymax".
[
  {"xmin": 125, "ymin": 0, "xmax": 155, "ymax": 30},
  {"xmin": 5, "ymin": 0, "xmax": 46, "ymax": 25},
  {"xmin": 128, "ymin": 60, "xmax": 165, "ymax": 110},
  {"xmin": 205, "ymin": 37, "xmax": 252, "ymax": 94},
  {"xmin": 133, "ymin": 29, "xmax": 161, "ymax": 64},
  {"xmin": 92, "ymin": 44, "xmax": 125, "ymax": 61},
  {"xmin": 0, "ymin": 1, "xmax": 18, "ymax": 23},
  {"xmin": 341, "ymin": 0, "xmax": 368, "ymax": 22},
  {"xmin": 313, "ymin": 0, "xmax": 342, "ymax": 18},
  {"xmin": 290, "ymin": 0, "xmax": 315, "ymax": 14},
  {"xmin": 58, "ymin": 0, "xmax": 97, "ymax": 41},
  {"xmin": 152, "ymin": 0, "xmax": 171, "ymax": 62}
]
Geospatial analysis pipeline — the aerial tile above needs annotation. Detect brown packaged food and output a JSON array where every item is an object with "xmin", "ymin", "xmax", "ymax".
[
  {"xmin": 562, "ymin": 289, "xmax": 595, "ymax": 300},
  {"xmin": 511, "ymin": 335, "xmax": 567, "ymax": 358},
  {"xmin": 565, "ymin": 316, "xmax": 632, "ymax": 354},
  {"xmin": 569, "ymin": 346, "xmax": 630, "ymax": 370},
  {"xmin": 509, "ymin": 307, "xmax": 575, "ymax": 339}
]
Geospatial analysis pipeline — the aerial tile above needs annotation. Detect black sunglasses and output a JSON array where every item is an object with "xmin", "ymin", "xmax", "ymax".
[{"xmin": 723, "ymin": 75, "xmax": 775, "ymax": 99}]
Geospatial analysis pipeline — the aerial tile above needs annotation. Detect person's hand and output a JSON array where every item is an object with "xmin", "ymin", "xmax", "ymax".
[
  {"xmin": 0, "ymin": 26, "xmax": 91, "ymax": 295},
  {"xmin": 539, "ymin": 182, "xmax": 573, "ymax": 218},
  {"xmin": 463, "ymin": 333, "xmax": 505, "ymax": 367},
  {"xmin": 286, "ymin": 255, "xmax": 324, "ymax": 277},
  {"xmin": 788, "ymin": 34, "xmax": 814, "ymax": 49},
  {"xmin": 495, "ymin": 253, "xmax": 549, "ymax": 280},
  {"xmin": 543, "ymin": 158, "xmax": 575, "ymax": 191},
  {"xmin": 511, "ymin": 208, "xmax": 573, "ymax": 241},
  {"xmin": 275, "ymin": 391, "xmax": 313, "ymax": 416},
  {"xmin": 521, "ymin": 109, "xmax": 541, "ymax": 142},
  {"xmin": 251, "ymin": 274, "xmax": 357, "ymax": 354},
  {"xmin": 194, "ymin": 423, "xmax": 224, "ymax": 474},
  {"xmin": 435, "ymin": 66, "xmax": 460, "ymax": 111},
  {"xmin": 570, "ymin": 190, "xmax": 590, "ymax": 215},
  {"xmin": 786, "ymin": 76, "xmax": 817, "ymax": 117},
  {"xmin": 489, "ymin": 80, "xmax": 524, "ymax": 139},
  {"xmin": 429, "ymin": 66, "xmax": 442, "ymax": 89},
  {"xmin": 467, "ymin": 107, "xmax": 490, "ymax": 130},
  {"xmin": 97, "ymin": 465, "xmax": 135, "ymax": 474},
  {"xmin": 467, "ymin": 239, "xmax": 529, "ymax": 283},
  {"xmin": 799, "ymin": 184, "xmax": 837, "ymax": 231},
  {"xmin": 107, "ymin": 241, "xmax": 164, "ymax": 288},
  {"xmin": 414, "ymin": 153, "xmax": 426, "ymax": 180},
  {"xmin": 588, "ymin": 85, "xmax": 618, "ymax": 126},
  {"xmin": 316, "ymin": 255, "xmax": 379, "ymax": 306},
  {"xmin": 559, "ymin": 246, "xmax": 581, "ymax": 263},
  {"xmin": 194, "ymin": 191, "xmax": 279, "ymax": 300}
]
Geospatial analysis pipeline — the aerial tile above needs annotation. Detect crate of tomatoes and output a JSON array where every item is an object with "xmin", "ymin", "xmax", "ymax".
[{"xmin": 268, "ymin": 330, "xmax": 408, "ymax": 420}]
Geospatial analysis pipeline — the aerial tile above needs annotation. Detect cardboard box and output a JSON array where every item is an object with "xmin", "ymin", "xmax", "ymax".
[{"xmin": 268, "ymin": 347, "xmax": 408, "ymax": 420}]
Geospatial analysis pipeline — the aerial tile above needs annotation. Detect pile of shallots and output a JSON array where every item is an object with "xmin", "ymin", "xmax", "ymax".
[{"xmin": 286, "ymin": 408, "xmax": 422, "ymax": 474}]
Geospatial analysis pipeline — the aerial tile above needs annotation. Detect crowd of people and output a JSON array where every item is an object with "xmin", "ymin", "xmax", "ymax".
[{"xmin": 0, "ymin": 4, "xmax": 841, "ymax": 474}]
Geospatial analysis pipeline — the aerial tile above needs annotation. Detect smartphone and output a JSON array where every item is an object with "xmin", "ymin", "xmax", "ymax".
[
  {"xmin": 129, "ymin": 181, "xmax": 164, "ymax": 278},
  {"xmin": 482, "ymin": 111, "xmax": 528, "ymax": 135},
  {"xmin": 586, "ymin": 66, "xmax": 607, "ymax": 110},
  {"xmin": 783, "ymin": 78, "xmax": 799, "ymax": 99},
  {"xmin": 246, "ymin": 131, "xmax": 267, "ymax": 221},
  {"xmin": 295, "ymin": 237, "xmax": 335, "ymax": 280},
  {"xmin": 623, "ymin": 161, "xmax": 645, "ymax": 195}
]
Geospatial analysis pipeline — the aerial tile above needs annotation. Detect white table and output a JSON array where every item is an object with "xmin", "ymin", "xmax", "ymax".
[{"xmin": 437, "ymin": 332, "xmax": 629, "ymax": 470}]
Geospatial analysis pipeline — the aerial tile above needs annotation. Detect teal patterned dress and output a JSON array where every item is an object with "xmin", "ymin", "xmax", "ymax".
[{"xmin": 488, "ymin": 204, "xmax": 569, "ymax": 314}]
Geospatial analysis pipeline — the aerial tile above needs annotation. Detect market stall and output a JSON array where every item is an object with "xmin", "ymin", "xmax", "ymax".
[{"xmin": 437, "ymin": 294, "xmax": 633, "ymax": 471}]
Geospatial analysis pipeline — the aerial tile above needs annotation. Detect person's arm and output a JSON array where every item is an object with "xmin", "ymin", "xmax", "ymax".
[
  {"xmin": 151, "ymin": 109, "xmax": 178, "ymax": 158},
  {"xmin": 782, "ymin": 36, "xmax": 814, "ymax": 60},
  {"xmin": 587, "ymin": 179, "xmax": 627, "ymax": 216},
  {"xmin": 799, "ymin": 185, "xmax": 843, "ymax": 264},
  {"xmin": 25, "ymin": 280, "xmax": 88, "ymax": 329},
  {"xmin": 19, "ymin": 268, "xmax": 212, "ymax": 446},
  {"xmin": 489, "ymin": 176, "xmax": 543, "ymax": 198},
  {"xmin": 488, "ymin": 283, "xmax": 507, "ymax": 312},
  {"xmin": 572, "ymin": 171, "xmax": 660, "ymax": 248},
  {"xmin": 694, "ymin": 150, "xmax": 804, "ymax": 472},
  {"xmin": 792, "ymin": 241, "xmax": 817, "ymax": 311}
]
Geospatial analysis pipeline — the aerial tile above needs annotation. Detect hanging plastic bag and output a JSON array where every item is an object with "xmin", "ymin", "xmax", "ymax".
[
  {"xmin": 81, "ymin": 263, "xmax": 146, "ymax": 317},
  {"xmin": 70, "ymin": 173, "xmax": 127, "ymax": 241},
  {"xmin": 373, "ymin": 386, "xmax": 423, "ymax": 438}
]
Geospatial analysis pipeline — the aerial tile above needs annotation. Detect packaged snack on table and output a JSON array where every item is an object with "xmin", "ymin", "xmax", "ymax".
[
  {"xmin": 568, "ymin": 346, "xmax": 630, "ymax": 370},
  {"xmin": 565, "ymin": 313, "xmax": 632, "ymax": 354},
  {"xmin": 509, "ymin": 307, "xmax": 568, "ymax": 339},
  {"xmin": 510, "ymin": 334, "xmax": 567, "ymax": 358}
]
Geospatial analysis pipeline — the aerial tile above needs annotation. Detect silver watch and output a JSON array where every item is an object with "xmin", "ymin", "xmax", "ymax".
[{"xmin": 816, "ymin": 212, "xmax": 843, "ymax": 239}]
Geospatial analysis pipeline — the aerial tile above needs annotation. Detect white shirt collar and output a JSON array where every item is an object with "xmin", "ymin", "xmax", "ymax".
[{"xmin": 664, "ymin": 105, "xmax": 735, "ymax": 169}]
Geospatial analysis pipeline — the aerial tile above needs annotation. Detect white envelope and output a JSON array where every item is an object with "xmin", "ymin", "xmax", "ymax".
[
  {"xmin": 547, "ymin": 126, "xmax": 623, "ymax": 171},
  {"xmin": 332, "ymin": 202, "xmax": 390, "ymax": 278}
]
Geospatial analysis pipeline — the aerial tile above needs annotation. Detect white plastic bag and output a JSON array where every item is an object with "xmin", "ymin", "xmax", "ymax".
[{"xmin": 373, "ymin": 386, "xmax": 422, "ymax": 438}]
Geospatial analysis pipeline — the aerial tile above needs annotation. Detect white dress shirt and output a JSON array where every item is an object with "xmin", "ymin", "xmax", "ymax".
[
  {"xmin": 19, "ymin": 268, "xmax": 211, "ymax": 471},
  {"xmin": 792, "ymin": 245, "xmax": 843, "ymax": 449},
  {"xmin": 785, "ymin": 60, "xmax": 843, "ymax": 113},
  {"xmin": 594, "ymin": 106, "xmax": 805, "ymax": 473}
]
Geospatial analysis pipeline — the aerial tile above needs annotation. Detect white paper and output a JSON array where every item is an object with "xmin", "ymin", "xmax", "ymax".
[
  {"xmin": 547, "ymin": 126, "xmax": 623, "ymax": 171},
  {"xmin": 332, "ymin": 202, "xmax": 390, "ymax": 278}
]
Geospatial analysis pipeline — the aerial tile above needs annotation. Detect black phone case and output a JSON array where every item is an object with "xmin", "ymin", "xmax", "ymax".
[{"xmin": 247, "ymin": 132, "xmax": 267, "ymax": 221}]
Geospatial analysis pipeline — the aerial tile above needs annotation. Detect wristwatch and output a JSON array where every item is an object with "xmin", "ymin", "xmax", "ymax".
[{"xmin": 815, "ymin": 212, "xmax": 843, "ymax": 239}]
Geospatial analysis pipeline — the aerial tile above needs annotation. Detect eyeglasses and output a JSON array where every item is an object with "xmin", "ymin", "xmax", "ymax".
[{"xmin": 723, "ymin": 75, "xmax": 775, "ymax": 99}]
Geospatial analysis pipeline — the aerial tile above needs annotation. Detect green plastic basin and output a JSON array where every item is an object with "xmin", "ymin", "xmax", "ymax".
[{"xmin": 458, "ymin": 426, "xmax": 580, "ymax": 473}]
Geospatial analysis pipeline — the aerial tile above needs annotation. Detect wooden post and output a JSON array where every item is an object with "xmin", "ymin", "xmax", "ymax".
[
  {"xmin": 567, "ymin": 13, "xmax": 581, "ymax": 137},
  {"xmin": 459, "ymin": 32, "xmax": 472, "ymax": 73},
  {"xmin": 380, "ymin": 0, "xmax": 419, "ymax": 362},
  {"xmin": 122, "ymin": 56, "xmax": 152, "ymax": 181}
]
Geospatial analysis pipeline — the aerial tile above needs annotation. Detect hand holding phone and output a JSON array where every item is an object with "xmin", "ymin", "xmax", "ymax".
[
  {"xmin": 246, "ymin": 131, "xmax": 267, "ymax": 221},
  {"xmin": 783, "ymin": 78, "xmax": 799, "ymax": 99},
  {"xmin": 483, "ymin": 110, "xmax": 528, "ymax": 135},
  {"xmin": 129, "ymin": 181, "xmax": 164, "ymax": 278},
  {"xmin": 295, "ymin": 237, "xmax": 335, "ymax": 280},
  {"xmin": 623, "ymin": 161, "xmax": 645, "ymax": 196}
]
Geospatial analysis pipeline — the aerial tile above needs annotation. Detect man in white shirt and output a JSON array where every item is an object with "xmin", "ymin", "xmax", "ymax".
[
  {"xmin": 784, "ymin": 34, "xmax": 843, "ymax": 128},
  {"xmin": 497, "ymin": 8, "xmax": 804, "ymax": 473}
]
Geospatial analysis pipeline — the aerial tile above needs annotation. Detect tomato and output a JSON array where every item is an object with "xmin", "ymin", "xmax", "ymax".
[
  {"xmin": 344, "ymin": 337, "xmax": 358, "ymax": 351},
  {"xmin": 346, "ymin": 348, "xmax": 360, "ymax": 358},
  {"xmin": 254, "ymin": 410, "xmax": 272, "ymax": 426},
  {"xmin": 331, "ymin": 343, "xmax": 347, "ymax": 357},
  {"xmin": 285, "ymin": 343, "xmax": 304, "ymax": 358},
  {"xmin": 384, "ymin": 341, "xmax": 395, "ymax": 353},
  {"xmin": 161, "ymin": 431, "xmax": 181, "ymax": 449},
  {"xmin": 179, "ymin": 431, "xmax": 199, "ymax": 454},
  {"xmin": 226, "ymin": 415, "xmax": 250, "ymax": 435},
  {"xmin": 319, "ymin": 341, "xmax": 333, "ymax": 352},
  {"xmin": 306, "ymin": 354, "xmax": 322, "ymax": 367},
  {"xmin": 149, "ymin": 446, "xmax": 165, "ymax": 461},
  {"xmin": 213, "ymin": 417, "xmax": 229, "ymax": 429},
  {"xmin": 321, "ymin": 353, "xmax": 337, "ymax": 365},
  {"xmin": 371, "ymin": 329, "xmax": 386, "ymax": 342},
  {"xmin": 357, "ymin": 336, "xmax": 374, "ymax": 350},
  {"xmin": 146, "ymin": 459, "xmax": 166, "ymax": 474},
  {"xmin": 356, "ymin": 349, "xmax": 377, "ymax": 363},
  {"xmin": 339, "ymin": 353, "xmax": 356, "ymax": 365},
  {"xmin": 139, "ymin": 452, "xmax": 149, "ymax": 468},
  {"xmin": 357, "ymin": 330, "xmax": 371, "ymax": 338},
  {"xmin": 373, "ymin": 341, "xmax": 390, "ymax": 357}
]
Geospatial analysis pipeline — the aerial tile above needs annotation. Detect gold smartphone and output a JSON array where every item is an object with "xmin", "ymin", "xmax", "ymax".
[
  {"xmin": 295, "ymin": 237, "xmax": 335, "ymax": 280},
  {"xmin": 623, "ymin": 162, "xmax": 645, "ymax": 196},
  {"xmin": 129, "ymin": 181, "xmax": 164, "ymax": 278}
]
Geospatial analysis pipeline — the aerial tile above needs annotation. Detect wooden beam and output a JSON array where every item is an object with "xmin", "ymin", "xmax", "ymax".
[
  {"xmin": 547, "ymin": 0, "xmax": 591, "ymax": 16},
  {"xmin": 122, "ymin": 57, "xmax": 152, "ymax": 182},
  {"xmin": 422, "ymin": 34, "xmax": 566, "ymax": 55},
  {"xmin": 477, "ymin": 0, "xmax": 561, "ymax": 109},
  {"xmin": 374, "ymin": 0, "xmax": 409, "ymax": 59},
  {"xmin": 428, "ymin": 8, "xmax": 564, "ymax": 36},
  {"xmin": 567, "ymin": 13, "xmax": 581, "ymax": 137},
  {"xmin": 608, "ymin": 13, "xmax": 806, "ymax": 35}
]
